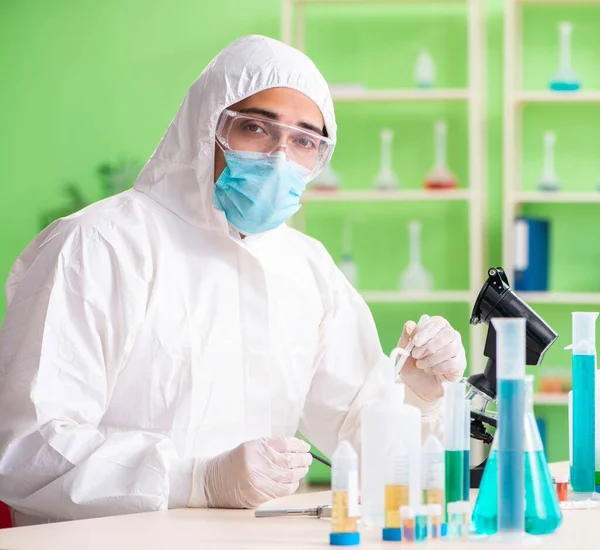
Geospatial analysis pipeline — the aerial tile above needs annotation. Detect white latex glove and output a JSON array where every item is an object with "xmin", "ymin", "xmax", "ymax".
[
  {"xmin": 202, "ymin": 437, "xmax": 312, "ymax": 509},
  {"xmin": 398, "ymin": 315, "xmax": 467, "ymax": 403}
]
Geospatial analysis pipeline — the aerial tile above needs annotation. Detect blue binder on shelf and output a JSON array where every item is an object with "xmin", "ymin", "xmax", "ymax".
[{"xmin": 514, "ymin": 217, "xmax": 550, "ymax": 292}]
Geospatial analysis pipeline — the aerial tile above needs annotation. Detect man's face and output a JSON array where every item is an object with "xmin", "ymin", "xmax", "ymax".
[{"xmin": 213, "ymin": 87, "xmax": 325, "ymax": 181}]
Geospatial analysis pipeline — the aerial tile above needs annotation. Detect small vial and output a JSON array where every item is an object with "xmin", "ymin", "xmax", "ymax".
[
  {"xmin": 427, "ymin": 504, "xmax": 443, "ymax": 540},
  {"xmin": 447, "ymin": 501, "xmax": 470, "ymax": 540},
  {"xmin": 554, "ymin": 474, "xmax": 569, "ymax": 502},
  {"xmin": 330, "ymin": 441, "xmax": 360, "ymax": 547},
  {"xmin": 415, "ymin": 505, "xmax": 428, "ymax": 542},
  {"xmin": 400, "ymin": 505, "xmax": 416, "ymax": 542},
  {"xmin": 382, "ymin": 439, "xmax": 409, "ymax": 542}
]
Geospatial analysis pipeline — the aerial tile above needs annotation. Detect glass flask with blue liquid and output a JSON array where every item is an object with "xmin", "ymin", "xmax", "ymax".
[{"xmin": 472, "ymin": 375, "xmax": 562, "ymax": 536}]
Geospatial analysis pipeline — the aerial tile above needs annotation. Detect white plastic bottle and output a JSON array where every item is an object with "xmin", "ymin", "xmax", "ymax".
[{"xmin": 361, "ymin": 381, "xmax": 422, "ymax": 527}]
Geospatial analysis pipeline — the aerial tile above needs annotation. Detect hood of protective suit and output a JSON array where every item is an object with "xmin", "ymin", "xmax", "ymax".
[{"xmin": 134, "ymin": 35, "xmax": 337, "ymax": 232}]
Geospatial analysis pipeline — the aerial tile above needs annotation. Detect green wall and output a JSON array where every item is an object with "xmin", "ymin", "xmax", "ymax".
[{"xmin": 3, "ymin": 0, "xmax": 600, "ymax": 462}]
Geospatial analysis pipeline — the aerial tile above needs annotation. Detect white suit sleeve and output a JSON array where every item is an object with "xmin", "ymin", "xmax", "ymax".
[
  {"xmin": 298, "ymin": 258, "xmax": 443, "ymax": 459},
  {"xmin": 0, "ymin": 223, "xmax": 193, "ymax": 521},
  {"xmin": 298, "ymin": 258, "xmax": 391, "ymax": 459}
]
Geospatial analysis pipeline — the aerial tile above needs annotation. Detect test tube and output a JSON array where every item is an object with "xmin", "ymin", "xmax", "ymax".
[
  {"xmin": 427, "ymin": 503, "xmax": 443, "ymax": 540},
  {"xmin": 569, "ymin": 312, "xmax": 598, "ymax": 495},
  {"xmin": 400, "ymin": 505, "xmax": 415, "ymax": 542},
  {"xmin": 463, "ymin": 404, "xmax": 471, "ymax": 500},
  {"xmin": 447, "ymin": 501, "xmax": 469, "ymax": 540},
  {"xmin": 554, "ymin": 474, "xmax": 569, "ymax": 503},
  {"xmin": 492, "ymin": 318, "xmax": 527, "ymax": 541},
  {"xmin": 443, "ymin": 382, "xmax": 466, "ymax": 511},
  {"xmin": 569, "ymin": 390, "xmax": 573, "ymax": 484},
  {"xmin": 595, "ymin": 374, "xmax": 600, "ymax": 491},
  {"xmin": 382, "ymin": 439, "xmax": 408, "ymax": 542},
  {"xmin": 422, "ymin": 435, "xmax": 445, "ymax": 507},
  {"xmin": 415, "ymin": 505, "xmax": 428, "ymax": 542},
  {"xmin": 330, "ymin": 441, "xmax": 360, "ymax": 547}
]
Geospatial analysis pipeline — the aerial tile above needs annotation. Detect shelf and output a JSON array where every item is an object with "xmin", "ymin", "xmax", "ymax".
[
  {"xmin": 518, "ymin": 0, "xmax": 600, "ymax": 4},
  {"xmin": 517, "ymin": 292, "xmax": 600, "ymax": 305},
  {"xmin": 514, "ymin": 91, "xmax": 600, "ymax": 104},
  {"xmin": 330, "ymin": 88, "xmax": 470, "ymax": 103},
  {"xmin": 303, "ymin": 189, "xmax": 472, "ymax": 202},
  {"xmin": 533, "ymin": 393, "xmax": 569, "ymax": 406},
  {"xmin": 295, "ymin": 0, "xmax": 465, "ymax": 4},
  {"xmin": 361, "ymin": 290, "xmax": 472, "ymax": 303},
  {"xmin": 514, "ymin": 192, "xmax": 600, "ymax": 204}
]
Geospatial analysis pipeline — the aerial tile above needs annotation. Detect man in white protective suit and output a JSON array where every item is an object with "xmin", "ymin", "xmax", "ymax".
[{"xmin": 0, "ymin": 35, "xmax": 467, "ymax": 526}]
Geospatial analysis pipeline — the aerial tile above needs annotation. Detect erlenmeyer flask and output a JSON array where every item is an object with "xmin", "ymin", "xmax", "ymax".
[{"xmin": 472, "ymin": 376, "xmax": 562, "ymax": 536}]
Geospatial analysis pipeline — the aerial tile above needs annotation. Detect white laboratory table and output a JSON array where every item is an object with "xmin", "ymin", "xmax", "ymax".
[{"xmin": 1, "ymin": 462, "xmax": 599, "ymax": 549}]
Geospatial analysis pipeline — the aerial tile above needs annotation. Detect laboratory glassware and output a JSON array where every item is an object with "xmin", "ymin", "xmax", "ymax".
[
  {"xmin": 339, "ymin": 218, "xmax": 358, "ymax": 288},
  {"xmin": 382, "ymin": 438, "xmax": 408, "ymax": 541},
  {"xmin": 373, "ymin": 129, "xmax": 400, "ymax": 190},
  {"xmin": 463, "ymin": 404, "xmax": 471, "ymax": 501},
  {"xmin": 537, "ymin": 132, "xmax": 561, "ymax": 192},
  {"xmin": 568, "ymin": 312, "xmax": 598, "ymax": 494},
  {"xmin": 424, "ymin": 121, "xmax": 457, "ymax": 190},
  {"xmin": 398, "ymin": 221, "xmax": 433, "ymax": 292},
  {"xmin": 472, "ymin": 375, "xmax": 562, "ymax": 536},
  {"xmin": 422, "ymin": 434, "xmax": 445, "ymax": 507},
  {"xmin": 310, "ymin": 162, "xmax": 342, "ymax": 191},
  {"xmin": 443, "ymin": 382, "xmax": 466, "ymax": 510},
  {"xmin": 361, "ymin": 380, "xmax": 421, "ymax": 527},
  {"xmin": 330, "ymin": 441, "xmax": 360, "ymax": 546},
  {"xmin": 415, "ymin": 50, "xmax": 436, "ymax": 89},
  {"xmin": 550, "ymin": 22, "xmax": 581, "ymax": 92}
]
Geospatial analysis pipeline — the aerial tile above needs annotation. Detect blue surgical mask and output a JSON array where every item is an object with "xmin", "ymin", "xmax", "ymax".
[{"xmin": 212, "ymin": 150, "xmax": 310, "ymax": 235}]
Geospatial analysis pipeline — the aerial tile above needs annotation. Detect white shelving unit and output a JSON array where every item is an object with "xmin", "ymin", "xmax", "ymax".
[
  {"xmin": 360, "ymin": 290, "xmax": 473, "ymax": 303},
  {"xmin": 302, "ymin": 189, "xmax": 472, "ymax": 202},
  {"xmin": 533, "ymin": 393, "xmax": 569, "ymax": 406},
  {"xmin": 330, "ymin": 88, "xmax": 471, "ymax": 102},
  {"xmin": 282, "ymin": 0, "xmax": 488, "ymax": 380},
  {"xmin": 503, "ymin": 0, "xmax": 600, "ymax": 285}
]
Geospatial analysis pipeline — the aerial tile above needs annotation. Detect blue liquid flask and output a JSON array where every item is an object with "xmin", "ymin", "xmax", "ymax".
[{"xmin": 472, "ymin": 376, "xmax": 562, "ymax": 536}]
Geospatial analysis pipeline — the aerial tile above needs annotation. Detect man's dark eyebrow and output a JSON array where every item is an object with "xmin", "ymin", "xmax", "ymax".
[
  {"xmin": 238, "ymin": 107, "xmax": 279, "ymax": 120},
  {"xmin": 237, "ymin": 107, "xmax": 325, "ymax": 137}
]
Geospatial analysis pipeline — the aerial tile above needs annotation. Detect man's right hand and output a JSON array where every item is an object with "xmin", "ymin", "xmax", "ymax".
[{"xmin": 202, "ymin": 437, "xmax": 313, "ymax": 509}]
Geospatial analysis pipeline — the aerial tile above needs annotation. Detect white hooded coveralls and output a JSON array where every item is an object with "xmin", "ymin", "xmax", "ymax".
[{"xmin": 0, "ymin": 35, "xmax": 439, "ymax": 526}]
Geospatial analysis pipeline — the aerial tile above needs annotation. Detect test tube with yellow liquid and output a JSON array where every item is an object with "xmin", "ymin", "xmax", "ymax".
[
  {"xmin": 330, "ymin": 441, "xmax": 360, "ymax": 547},
  {"xmin": 422, "ymin": 434, "xmax": 445, "ymax": 507},
  {"xmin": 382, "ymin": 439, "xmax": 409, "ymax": 541}
]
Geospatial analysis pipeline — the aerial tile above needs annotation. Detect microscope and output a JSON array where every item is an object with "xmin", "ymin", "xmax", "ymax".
[{"xmin": 465, "ymin": 267, "xmax": 558, "ymax": 487}]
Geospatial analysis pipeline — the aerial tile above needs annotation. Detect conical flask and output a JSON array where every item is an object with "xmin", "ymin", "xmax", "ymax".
[{"xmin": 472, "ymin": 376, "xmax": 562, "ymax": 536}]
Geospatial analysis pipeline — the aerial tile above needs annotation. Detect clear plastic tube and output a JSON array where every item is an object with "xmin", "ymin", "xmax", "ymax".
[
  {"xmin": 422, "ymin": 435, "xmax": 445, "ymax": 507},
  {"xmin": 443, "ymin": 382, "xmax": 466, "ymax": 509},
  {"xmin": 492, "ymin": 318, "xmax": 527, "ymax": 539},
  {"xmin": 463, "ymin": 404, "xmax": 471, "ymax": 500},
  {"xmin": 330, "ymin": 441, "xmax": 360, "ymax": 547}
]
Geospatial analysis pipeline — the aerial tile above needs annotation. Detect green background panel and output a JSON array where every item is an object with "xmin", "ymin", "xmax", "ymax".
[{"xmin": 2, "ymin": 1, "xmax": 599, "ymax": 472}]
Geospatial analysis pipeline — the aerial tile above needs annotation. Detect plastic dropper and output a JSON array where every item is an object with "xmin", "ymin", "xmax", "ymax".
[
  {"xmin": 373, "ymin": 129, "xmax": 400, "ymax": 190},
  {"xmin": 390, "ymin": 314, "xmax": 431, "ymax": 379},
  {"xmin": 537, "ymin": 132, "xmax": 561, "ymax": 192},
  {"xmin": 398, "ymin": 221, "xmax": 433, "ymax": 292},
  {"xmin": 550, "ymin": 22, "xmax": 581, "ymax": 92},
  {"xmin": 424, "ymin": 121, "xmax": 457, "ymax": 191}
]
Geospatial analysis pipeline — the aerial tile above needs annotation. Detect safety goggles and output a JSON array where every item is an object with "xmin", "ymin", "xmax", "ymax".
[{"xmin": 216, "ymin": 109, "xmax": 333, "ymax": 175}]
